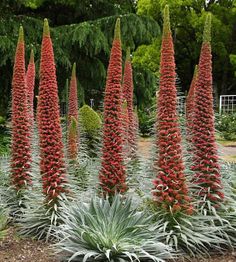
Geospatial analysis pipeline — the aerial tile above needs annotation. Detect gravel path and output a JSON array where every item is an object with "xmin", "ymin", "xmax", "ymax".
[{"xmin": 138, "ymin": 137, "xmax": 236, "ymax": 162}]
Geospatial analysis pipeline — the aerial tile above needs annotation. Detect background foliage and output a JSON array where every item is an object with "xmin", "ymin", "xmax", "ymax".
[
  {"xmin": 0, "ymin": 0, "xmax": 159, "ymax": 117},
  {"xmin": 1, "ymin": 0, "xmax": 236, "ymax": 120}
]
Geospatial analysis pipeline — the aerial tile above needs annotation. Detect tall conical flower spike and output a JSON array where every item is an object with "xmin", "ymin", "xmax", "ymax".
[
  {"xmin": 122, "ymin": 47, "xmax": 137, "ymax": 158},
  {"xmin": 68, "ymin": 116, "xmax": 79, "ymax": 161},
  {"xmin": 186, "ymin": 65, "xmax": 198, "ymax": 144},
  {"xmin": 191, "ymin": 13, "xmax": 224, "ymax": 206},
  {"xmin": 11, "ymin": 26, "xmax": 32, "ymax": 190},
  {"xmin": 68, "ymin": 62, "xmax": 79, "ymax": 160},
  {"xmin": 152, "ymin": 5, "xmax": 193, "ymax": 215},
  {"xmin": 37, "ymin": 18, "xmax": 67, "ymax": 205},
  {"xmin": 99, "ymin": 18, "xmax": 127, "ymax": 197},
  {"xmin": 26, "ymin": 47, "xmax": 35, "ymax": 126}
]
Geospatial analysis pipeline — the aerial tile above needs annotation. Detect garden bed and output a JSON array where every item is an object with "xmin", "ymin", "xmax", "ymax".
[
  {"xmin": 0, "ymin": 227, "xmax": 236, "ymax": 262},
  {"xmin": 0, "ymin": 227, "xmax": 56, "ymax": 262}
]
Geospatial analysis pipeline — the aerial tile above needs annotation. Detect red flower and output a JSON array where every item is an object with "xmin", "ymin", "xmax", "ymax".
[
  {"xmin": 191, "ymin": 14, "xmax": 224, "ymax": 206},
  {"xmin": 26, "ymin": 48, "xmax": 35, "ymax": 129},
  {"xmin": 122, "ymin": 48, "xmax": 137, "ymax": 158},
  {"xmin": 68, "ymin": 63, "xmax": 79, "ymax": 160},
  {"xmin": 99, "ymin": 18, "xmax": 126, "ymax": 196},
  {"xmin": 37, "ymin": 19, "xmax": 67, "ymax": 204},
  {"xmin": 152, "ymin": 6, "xmax": 192, "ymax": 214},
  {"xmin": 11, "ymin": 26, "xmax": 32, "ymax": 190}
]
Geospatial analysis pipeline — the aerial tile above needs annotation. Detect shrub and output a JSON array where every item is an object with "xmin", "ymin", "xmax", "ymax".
[
  {"xmin": 79, "ymin": 105, "xmax": 102, "ymax": 158},
  {"xmin": 138, "ymin": 108, "xmax": 155, "ymax": 136},
  {"xmin": 0, "ymin": 132, "xmax": 10, "ymax": 156},
  {"xmin": 79, "ymin": 105, "xmax": 102, "ymax": 135},
  {"xmin": 55, "ymin": 196, "xmax": 173, "ymax": 261},
  {"xmin": 0, "ymin": 116, "xmax": 6, "ymax": 125},
  {"xmin": 215, "ymin": 113, "xmax": 236, "ymax": 141}
]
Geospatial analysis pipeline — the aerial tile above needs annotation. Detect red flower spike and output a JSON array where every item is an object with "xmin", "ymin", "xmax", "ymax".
[
  {"xmin": 37, "ymin": 19, "xmax": 67, "ymax": 204},
  {"xmin": 68, "ymin": 116, "xmax": 78, "ymax": 161},
  {"xmin": 122, "ymin": 48, "xmax": 137, "ymax": 158},
  {"xmin": 121, "ymin": 100, "xmax": 129, "ymax": 158},
  {"xmin": 152, "ymin": 6, "xmax": 192, "ymax": 214},
  {"xmin": 99, "ymin": 18, "xmax": 127, "ymax": 196},
  {"xmin": 186, "ymin": 65, "xmax": 197, "ymax": 145},
  {"xmin": 191, "ymin": 14, "xmax": 224, "ymax": 205},
  {"xmin": 67, "ymin": 63, "xmax": 79, "ymax": 160},
  {"xmin": 11, "ymin": 26, "xmax": 32, "ymax": 190},
  {"xmin": 26, "ymin": 48, "xmax": 35, "ymax": 127}
]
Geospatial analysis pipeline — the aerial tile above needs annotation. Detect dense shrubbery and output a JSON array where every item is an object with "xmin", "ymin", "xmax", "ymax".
[
  {"xmin": 0, "ymin": 120, "xmax": 10, "ymax": 157},
  {"xmin": 79, "ymin": 105, "xmax": 102, "ymax": 157},
  {"xmin": 215, "ymin": 113, "xmax": 236, "ymax": 141},
  {"xmin": 138, "ymin": 108, "xmax": 155, "ymax": 136},
  {"xmin": 79, "ymin": 105, "xmax": 102, "ymax": 135}
]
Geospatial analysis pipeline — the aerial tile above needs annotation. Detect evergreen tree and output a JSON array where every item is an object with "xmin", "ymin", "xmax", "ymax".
[{"xmin": 0, "ymin": 0, "xmax": 160, "ymax": 117}]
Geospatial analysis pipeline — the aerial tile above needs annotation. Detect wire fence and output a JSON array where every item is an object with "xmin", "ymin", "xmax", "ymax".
[
  {"xmin": 219, "ymin": 95, "xmax": 236, "ymax": 114},
  {"xmin": 60, "ymin": 95, "xmax": 236, "ymax": 117}
]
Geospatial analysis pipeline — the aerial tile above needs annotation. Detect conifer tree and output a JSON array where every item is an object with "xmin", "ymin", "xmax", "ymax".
[
  {"xmin": 99, "ymin": 18, "xmax": 127, "ymax": 197},
  {"xmin": 37, "ymin": 19, "xmax": 67, "ymax": 204},
  {"xmin": 152, "ymin": 6, "xmax": 192, "ymax": 214},
  {"xmin": 191, "ymin": 14, "xmax": 224, "ymax": 205},
  {"xmin": 11, "ymin": 26, "xmax": 32, "ymax": 190}
]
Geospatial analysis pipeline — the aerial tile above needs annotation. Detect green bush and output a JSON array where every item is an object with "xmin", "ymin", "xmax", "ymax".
[
  {"xmin": 215, "ymin": 113, "xmax": 236, "ymax": 141},
  {"xmin": 55, "ymin": 196, "xmax": 173, "ymax": 261},
  {"xmin": 79, "ymin": 105, "xmax": 102, "ymax": 157},
  {"xmin": 79, "ymin": 105, "xmax": 102, "ymax": 135},
  {"xmin": 138, "ymin": 108, "xmax": 155, "ymax": 136},
  {"xmin": 0, "ymin": 134, "xmax": 10, "ymax": 156},
  {"xmin": 0, "ymin": 116, "xmax": 6, "ymax": 125},
  {"xmin": 0, "ymin": 118, "xmax": 10, "ymax": 156}
]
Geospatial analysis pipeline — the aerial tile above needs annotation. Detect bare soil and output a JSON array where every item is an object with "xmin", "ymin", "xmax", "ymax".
[
  {"xmin": 0, "ymin": 227, "xmax": 57, "ymax": 262},
  {"xmin": 138, "ymin": 137, "xmax": 236, "ymax": 163},
  {"xmin": 0, "ymin": 227, "xmax": 236, "ymax": 262}
]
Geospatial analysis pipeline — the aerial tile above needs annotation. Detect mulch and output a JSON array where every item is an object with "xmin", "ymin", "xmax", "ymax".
[
  {"xmin": 1, "ymin": 227, "xmax": 236, "ymax": 262},
  {"xmin": 0, "ymin": 227, "xmax": 57, "ymax": 262}
]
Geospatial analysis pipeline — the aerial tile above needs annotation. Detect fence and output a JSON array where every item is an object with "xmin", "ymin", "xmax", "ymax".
[
  {"xmin": 177, "ymin": 96, "xmax": 186, "ymax": 116},
  {"xmin": 219, "ymin": 95, "xmax": 236, "ymax": 114}
]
